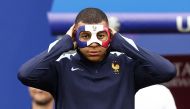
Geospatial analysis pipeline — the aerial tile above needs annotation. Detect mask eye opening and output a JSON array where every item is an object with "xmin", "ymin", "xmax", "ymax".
[{"xmin": 79, "ymin": 31, "xmax": 92, "ymax": 42}]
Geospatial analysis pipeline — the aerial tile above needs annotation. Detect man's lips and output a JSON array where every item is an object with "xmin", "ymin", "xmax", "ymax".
[{"xmin": 88, "ymin": 51, "xmax": 100, "ymax": 56}]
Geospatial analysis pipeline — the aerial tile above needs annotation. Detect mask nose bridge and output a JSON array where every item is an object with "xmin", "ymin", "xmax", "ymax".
[{"xmin": 87, "ymin": 31, "xmax": 102, "ymax": 46}]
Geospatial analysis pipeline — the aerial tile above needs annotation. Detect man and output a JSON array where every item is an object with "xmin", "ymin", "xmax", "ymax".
[
  {"xmin": 135, "ymin": 84, "xmax": 177, "ymax": 109},
  {"xmin": 29, "ymin": 87, "xmax": 54, "ymax": 109},
  {"xmin": 18, "ymin": 8, "xmax": 176, "ymax": 109}
]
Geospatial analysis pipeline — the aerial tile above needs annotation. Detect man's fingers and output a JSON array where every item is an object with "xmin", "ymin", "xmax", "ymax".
[{"xmin": 66, "ymin": 24, "xmax": 75, "ymax": 37}]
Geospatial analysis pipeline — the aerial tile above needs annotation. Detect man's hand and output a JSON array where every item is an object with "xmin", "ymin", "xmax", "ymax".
[
  {"xmin": 66, "ymin": 24, "xmax": 75, "ymax": 38},
  {"xmin": 109, "ymin": 27, "xmax": 117, "ymax": 38},
  {"xmin": 66, "ymin": 24, "xmax": 77, "ymax": 49}
]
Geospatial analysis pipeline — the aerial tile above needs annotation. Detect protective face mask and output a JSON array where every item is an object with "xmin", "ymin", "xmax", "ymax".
[{"xmin": 75, "ymin": 25, "xmax": 111, "ymax": 48}]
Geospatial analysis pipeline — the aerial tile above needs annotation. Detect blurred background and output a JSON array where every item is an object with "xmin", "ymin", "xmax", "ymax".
[{"xmin": 0, "ymin": 0, "xmax": 189, "ymax": 109}]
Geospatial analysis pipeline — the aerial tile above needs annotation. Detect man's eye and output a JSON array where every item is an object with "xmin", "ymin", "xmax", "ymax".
[
  {"xmin": 97, "ymin": 31, "xmax": 108, "ymax": 41},
  {"xmin": 81, "ymin": 34, "xmax": 90, "ymax": 38},
  {"xmin": 79, "ymin": 33, "xmax": 91, "ymax": 41},
  {"xmin": 97, "ymin": 35, "xmax": 104, "ymax": 39}
]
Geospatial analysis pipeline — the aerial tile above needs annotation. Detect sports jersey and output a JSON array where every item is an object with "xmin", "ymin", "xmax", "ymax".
[{"xmin": 18, "ymin": 33, "xmax": 176, "ymax": 109}]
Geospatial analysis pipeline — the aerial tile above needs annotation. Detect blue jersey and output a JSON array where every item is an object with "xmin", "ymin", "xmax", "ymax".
[{"xmin": 18, "ymin": 33, "xmax": 176, "ymax": 109}]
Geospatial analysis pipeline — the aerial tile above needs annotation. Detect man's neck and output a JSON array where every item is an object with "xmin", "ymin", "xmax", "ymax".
[{"xmin": 32, "ymin": 100, "xmax": 54, "ymax": 109}]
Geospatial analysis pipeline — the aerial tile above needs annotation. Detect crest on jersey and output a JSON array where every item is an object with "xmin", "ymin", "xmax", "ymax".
[{"xmin": 112, "ymin": 61, "xmax": 120, "ymax": 74}]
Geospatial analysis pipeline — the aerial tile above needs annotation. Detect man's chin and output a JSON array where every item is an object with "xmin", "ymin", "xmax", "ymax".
[
  {"xmin": 33, "ymin": 98, "xmax": 53, "ymax": 106},
  {"xmin": 87, "ymin": 56, "xmax": 103, "ymax": 62}
]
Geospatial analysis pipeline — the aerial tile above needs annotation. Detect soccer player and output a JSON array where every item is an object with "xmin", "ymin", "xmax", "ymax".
[{"xmin": 18, "ymin": 7, "xmax": 176, "ymax": 109}]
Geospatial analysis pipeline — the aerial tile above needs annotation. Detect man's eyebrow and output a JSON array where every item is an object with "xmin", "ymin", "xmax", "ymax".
[
  {"xmin": 80, "ymin": 31, "xmax": 91, "ymax": 34},
  {"xmin": 97, "ymin": 31, "xmax": 106, "ymax": 33}
]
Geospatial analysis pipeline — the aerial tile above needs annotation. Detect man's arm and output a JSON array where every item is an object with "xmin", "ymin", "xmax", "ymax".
[
  {"xmin": 18, "ymin": 35, "xmax": 74, "ymax": 94},
  {"xmin": 110, "ymin": 33, "xmax": 176, "ymax": 91}
]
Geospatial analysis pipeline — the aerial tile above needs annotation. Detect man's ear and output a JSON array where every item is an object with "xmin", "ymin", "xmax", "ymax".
[
  {"xmin": 72, "ymin": 29, "xmax": 76, "ymax": 41},
  {"xmin": 109, "ymin": 28, "xmax": 114, "ymax": 38},
  {"xmin": 73, "ymin": 41, "xmax": 78, "ymax": 50},
  {"xmin": 109, "ymin": 27, "xmax": 117, "ymax": 38}
]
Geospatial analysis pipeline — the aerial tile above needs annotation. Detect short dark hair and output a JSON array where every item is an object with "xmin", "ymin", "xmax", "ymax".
[{"xmin": 75, "ymin": 8, "xmax": 108, "ymax": 24}]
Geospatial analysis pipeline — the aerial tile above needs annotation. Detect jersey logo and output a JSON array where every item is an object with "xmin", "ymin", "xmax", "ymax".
[
  {"xmin": 71, "ymin": 67, "xmax": 83, "ymax": 71},
  {"xmin": 112, "ymin": 61, "xmax": 120, "ymax": 74}
]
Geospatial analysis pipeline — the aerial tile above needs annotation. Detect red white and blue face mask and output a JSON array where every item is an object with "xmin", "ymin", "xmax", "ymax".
[{"xmin": 75, "ymin": 25, "xmax": 111, "ymax": 48}]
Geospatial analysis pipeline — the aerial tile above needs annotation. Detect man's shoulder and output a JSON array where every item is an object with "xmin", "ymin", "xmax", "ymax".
[
  {"xmin": 109, "ymin": 51, "xmax": 132, "ymax": 60},
  {"xmin": 56, "ymin": 50, "xmax": 77, "ymax": 62}
]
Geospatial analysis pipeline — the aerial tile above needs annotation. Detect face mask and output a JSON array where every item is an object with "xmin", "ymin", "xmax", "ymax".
[{"xmin": 75, "ymin": 25, "xmax": 111, "ymax": 48}]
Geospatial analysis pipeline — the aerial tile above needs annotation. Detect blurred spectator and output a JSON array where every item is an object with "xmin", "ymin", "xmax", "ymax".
[
  {"xmin": 108, "ymin": 16, "xmax": 120, "ymax": 32},
  {"xmin": 135, "ymin": 84, "xmax": 177, "ymax": 109},
  {"xmin": 28, "ymin": 87, "xmax": 54, "ymax": 109}
]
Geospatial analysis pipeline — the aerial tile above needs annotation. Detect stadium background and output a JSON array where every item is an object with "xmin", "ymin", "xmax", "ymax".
[{"xmin": 0, "ymin": 0, "xmax": 189, "ymax": 109}]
